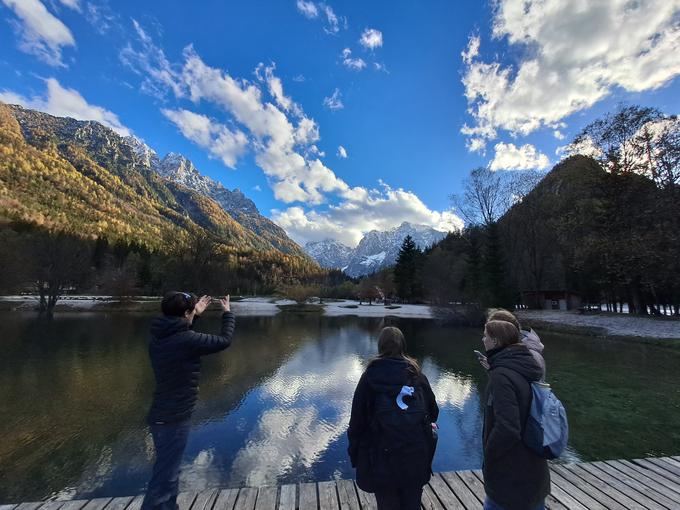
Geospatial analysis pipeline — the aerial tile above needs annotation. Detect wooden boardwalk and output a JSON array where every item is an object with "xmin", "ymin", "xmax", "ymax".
[{"xmin": 2, "ymin": 457, "xmax": 680, "ymax": 510}]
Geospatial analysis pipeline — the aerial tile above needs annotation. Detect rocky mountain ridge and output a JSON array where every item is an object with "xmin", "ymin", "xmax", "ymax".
[{"xmin": 305, "ymin": 222, "xmax": 448, "ymax": 277}]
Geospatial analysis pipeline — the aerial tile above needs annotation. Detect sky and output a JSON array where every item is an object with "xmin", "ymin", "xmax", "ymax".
[{"xmin": 1, "ymin": 0, "xmax": 679, "ymax": 247}]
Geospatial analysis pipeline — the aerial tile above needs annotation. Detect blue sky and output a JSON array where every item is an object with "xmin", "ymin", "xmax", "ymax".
[{"xmin": 1, "ymin": 0, "xmax": 679, "ymax": 246}]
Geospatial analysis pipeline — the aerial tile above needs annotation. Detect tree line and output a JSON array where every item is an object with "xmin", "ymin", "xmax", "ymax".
[{"xmin": 357, "ymin": 105, "xmax": 680, "ymax": 316}]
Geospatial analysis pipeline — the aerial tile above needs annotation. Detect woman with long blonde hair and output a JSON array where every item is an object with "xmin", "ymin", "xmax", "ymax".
[{"xmin": 347, "ymin": 326, "xmax": 438, "ymax": 510}]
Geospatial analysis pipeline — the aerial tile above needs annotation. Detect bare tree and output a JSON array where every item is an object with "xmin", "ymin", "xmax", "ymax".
[
  {"xmin": 451, "ymin": 167, "xmax": 510, "ymax": 226},
  {"xmin": 574, "ymin": 104, "xmax": 662, "ymax": 175}
]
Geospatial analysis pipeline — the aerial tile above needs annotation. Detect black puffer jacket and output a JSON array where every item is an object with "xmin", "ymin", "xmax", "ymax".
[
  {"xmin": 147, "ymin": 312, "xmax": 235, "ymax": 424},
  {"xmin": 483, "ymin": 344, "xmax": 550, "ymax": 510},
  {"xmin": 347, "ymin": 358, "xmax": 439, "ymax": 492}
]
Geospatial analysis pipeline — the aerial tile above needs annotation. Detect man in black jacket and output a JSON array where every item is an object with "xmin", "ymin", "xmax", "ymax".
[
  {"xmin": 141, "ymin": 292, "xmax": 235, "ymax": 510},
  {"xmin": 482, "ymin": 320, "xmax": 550, "ymax": 510}
]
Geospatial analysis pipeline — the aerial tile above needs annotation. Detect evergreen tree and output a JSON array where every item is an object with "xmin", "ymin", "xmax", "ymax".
[{"xmin": 394, "ymin": 235, "xmax": 424, "ymax": 302}]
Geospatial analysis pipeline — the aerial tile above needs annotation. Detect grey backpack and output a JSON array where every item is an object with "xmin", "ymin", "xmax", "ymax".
[{"xmin": 522, "ymin": 382, "xmax": 569, "ymax": 459}]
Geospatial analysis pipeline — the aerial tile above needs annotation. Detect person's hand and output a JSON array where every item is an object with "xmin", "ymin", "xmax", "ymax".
[
  {"xmin": 479, "ymin": 357, "xmax": 490, "ymax": 370},
  {"xmin": 219, "ymin": 294, "xmax": 230, "ymax": 312},
  {"xmin": 194, "ymin": 295, "xmax": 211, "ymax": 316}
]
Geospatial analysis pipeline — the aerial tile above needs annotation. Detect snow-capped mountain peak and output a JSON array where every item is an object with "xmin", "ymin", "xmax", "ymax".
[{"xmin": 304, "ymin": 223, "xmax": 448, "ymax": 277}]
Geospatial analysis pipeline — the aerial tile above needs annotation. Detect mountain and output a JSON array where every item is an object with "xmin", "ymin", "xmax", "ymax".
[
  {"xmin": 304, "ymin": 239, "xmax": 353, "ymax": 270},
  {"xmin": 150, "ymin": 151, "xmax": 304, "ymax": 255},
  {"xmin": 0, "ymin": 102, "xmax": 316, "ymax": 271},
  {"xmin": 305, "ymin": 222, "xmax": 448, "ymax": 277}
]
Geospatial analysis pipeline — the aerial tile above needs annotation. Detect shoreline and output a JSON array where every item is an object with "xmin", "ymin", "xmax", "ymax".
[{"xmin": 2, "ymin": 296, "xmax": 678, "ymax": 344}]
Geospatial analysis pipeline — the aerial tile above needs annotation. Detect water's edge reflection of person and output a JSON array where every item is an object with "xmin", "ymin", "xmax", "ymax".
[{"xmin": 141, "ymin": 292, "xmax": 235, "ymax": 510}]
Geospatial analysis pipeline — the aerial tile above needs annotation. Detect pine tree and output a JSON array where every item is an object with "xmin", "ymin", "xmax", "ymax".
[{"xmin": 394, "ymin": 235, "xmax": 424, "ymax": 302}]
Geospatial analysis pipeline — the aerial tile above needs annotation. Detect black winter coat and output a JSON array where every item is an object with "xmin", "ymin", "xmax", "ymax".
[
  {"xmin": 347, "ymin": 357, "xmax": 439, "ymax": 492},
  {"xmin": 147, "ymin": 312, "xmax": 235, "ymax": 424},
  {"xmin": 483, "ymin": 344, "xmax": 550, "ymax": 510}
]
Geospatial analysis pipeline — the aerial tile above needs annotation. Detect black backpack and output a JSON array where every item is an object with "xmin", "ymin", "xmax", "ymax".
[{"xmin": 367, "ymin": 376, "xmax": 436, "ymax": 487}]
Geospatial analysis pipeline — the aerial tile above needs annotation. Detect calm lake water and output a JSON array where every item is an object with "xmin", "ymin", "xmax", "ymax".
[{"xmin": 1, "ymin": 312, "xmax": 679, "ymax": 502}]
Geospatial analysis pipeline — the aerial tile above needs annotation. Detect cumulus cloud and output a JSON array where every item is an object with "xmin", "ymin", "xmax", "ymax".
[
  {"xmin": 0, "ymin": 77, "xmax": 131, "ymax": 136},
  {"xmin": 461, "ymin": 0, "xmax": 680, "ymax": 149},
  {"xmin": 162, "ymin": 108, "xmax": 248, "ymax": 168},
  {"xmin": 272, "ymin": 182, "xmax": 463, "ymax": 247},
  {"xmin": 2, "ymin": 0, "xmax": 75, "ymax": 66},
  {"xmin": 359, "ymin": 28, "xmax": 383, "ymax": 49},
  {"xmin": 341, "ymin": 48, "xmax": 366, "ymax": 71},
  {"xmin": 489, "ymin": 142, "xmax": 550, "ymax": 171},
  {"xmin": 323, "ymin": 88, "xmax": 344, "ymax": 111},
  {"xmin": 337, "ymin": 145, "xmax": 347, "ymax": 158}
]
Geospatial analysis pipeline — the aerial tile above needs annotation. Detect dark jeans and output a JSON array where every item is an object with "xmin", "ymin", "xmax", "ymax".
[
  {"xmin": 141, "ymin": 420, "xmax": 191, "ymax": 510},
  {"xmin": 374, "ymin": 485, "xmax": 423, "ymax": 510}
]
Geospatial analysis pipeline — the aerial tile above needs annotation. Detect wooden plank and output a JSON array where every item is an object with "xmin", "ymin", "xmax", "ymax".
[
  {"xmin": 317, "ymin": 481, "xmax": 339, "ymax": 510},
  {"xmin": 578, "ymin": 463, "xmax": 661, "ymax": 509},
  {"xmin": 59, "ymin": 501, "xmax": 89, "ymax": 510},
  {"xmin": 558, "ymin": 464, "xmax": 636, "ymax": 509},
  {"xmin": 335, "ymin": 480, "xmax": 360, "ymax": 510},
  {"xmin": 103, "ymin": 497, "xmax": 133, "ymax": 510},
  {"xmin": 457, "ymin": 471, "xmax": 486, "ymax": 502},
  {"xmin": 37, "ymin": 502, "xmax": 66, "ymax": 510},
  {"xmin": 354, "ymin": 483, "xmax": 377, "ymax": 510},
  {"xmin": 0, "ymin": 505, "xmax": 17, "ymax": 510},
  {"xmin": 81, "ymin": 499, "xmax": 112, "ymax": 510},
  {"xmin": 124, "ymin": 496, "xmax": 143, "ymax": 510},
  {"xmin": 421, "ymin": 484, "xmax": 444, "ymax": 510},
  {"xmin": 645, "ymin": 458, "xmax": 680, "ymax": 478},
  {"xmin": 213, "ymin": 490, "xmax": 239, "ymax": 510},
  {"xmin": 192, "ymin": 490, "xmax": 218, "ymax": 510},
  {"xmin": 254, "ymin": 487, "xmax": 277, "ymax": 510},
  {"xmin": 233, "ymin": 488, "xmax": 258, "ymax": 510},
  {"xmin": 658, "ymin": 457, "xmax": 680, "ymax": 472},
  {"xmin": 548, "ymin": 466, "xmax": 608, "ymax": 510},
  {"xmin": 589, "ymin": 461, "xmax": 679, "ymax": 509},
  {"xmin": 428, "ymin": 474, "xmax": 464, "ymax": 510},
  {"xmin": 440, "ymin": 471, "xmax": 482, "ymax": 508},
  {"xmin": 15, "ymin": 504, "xmax": 44, "ymax": 510},
  {"xmin": 277, "ymin": 485, "xmax": 296, "ymax": 510},
  {"xmin": 177, "ymin": 492, "xmax": 198, "ymax": 510},
  {"xmin": 610, "ymin": 460, "xmax": 680, "ymax": 502},
  {"xmin": 544, "ymin": 479, "xmax": 588, "ymax": 510},
  {"xmin": 633, "ymin": 459, "xmax": 680, "ymax": 485},
  {"xmin": 543, "ymin": 495, "xmax": 568, "ymax": 510},
  {"xmin": 298, "ymin": 483, "xmax": 318, "ymax": 510}
]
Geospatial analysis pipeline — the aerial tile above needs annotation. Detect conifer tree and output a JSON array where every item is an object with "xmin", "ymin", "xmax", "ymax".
[{"xmin": 394, "ymin": 235, "xmax": 424, "ymax": 302}]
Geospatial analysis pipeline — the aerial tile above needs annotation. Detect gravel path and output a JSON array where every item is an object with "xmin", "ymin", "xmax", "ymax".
[{"xmin": 516, "ymin": 310, "xmax": 680, "ymax": 339}]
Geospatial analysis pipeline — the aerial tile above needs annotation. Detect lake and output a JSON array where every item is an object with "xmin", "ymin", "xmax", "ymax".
[{"xmin": 1, "ymin": 312, "xmax": 679, "ymax": 502}]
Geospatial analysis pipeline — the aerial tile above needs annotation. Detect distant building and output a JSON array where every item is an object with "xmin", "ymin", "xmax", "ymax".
[{"xmin": 520, "ymin": 290, "xmax": 581, "ymax": 311}]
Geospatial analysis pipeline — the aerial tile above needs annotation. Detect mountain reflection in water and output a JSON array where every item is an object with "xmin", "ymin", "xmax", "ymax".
[{"xmin": 2, "ymin": 312, "xmax": 680, "ymax": 502}]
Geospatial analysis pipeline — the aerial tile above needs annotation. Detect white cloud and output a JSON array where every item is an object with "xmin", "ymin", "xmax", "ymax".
[
  {"xmin": 461, "ymin": 0, "xmax": 680, "ymax": 149},
  {"xmin": 553, "ymin": 130, "xmax": 565, "ymax": 140},
  {"xmin": 2, "ymin": 0, "xmax": 75, "ymax": 66},
  {"xmin": 119, "ymin": 19, "xmax": 184, "ymax": 99},
  {"xmin": 341, "ymin": 48, "xmax": 366, "ymax": 71},
  {"xmin": 292, "ymin": 74, "xmax": 305, "ymax": 82},
  {"xmin": 0, "ymin": 78, "xmax": 131, "ymax": 136},
  {"xmin": 489, "ymin": 142, "xmax": 550, "ymax": 171},
  {"xmin": 161, "ymin": 108, "xmax": 248, "ymax": 168},
  {"xmin": 323, "ymin": 88, "xmax": 344, "ymax": 111},
  {"xmin": 295, "ymin": 0, "xmax": 317, "ymax": 18},
  {"xmin": 319, "ymin": 3, "xmax": 344, "ymax": 34},
  {"xmin": 359, "ymin": 28, "xmax": 383, "ymax": 49},
  {"xmin": 556, "ymin": 136, "xmax": 602, "ymax": 159},
  {"xmin": 461, "ymin": 34, "xmax": 479, "ymax": 65},
  {"xmin": 272, "ymin": 183, "xmax": 463, "ymax": 247},
  {"xmin": 297, "ymin": 1, "xmax": 345, "ymax": 34},
  {"xmin": 337, "ymin": 145, "xmax": 347, "ymax": 158},
  {"xmin": 59, "ymin": 0, "xmax": 80, "ymax": 11},
  {"xmin": 253, "ymin": 185, "xmax": 262, "ymax": 192}
]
